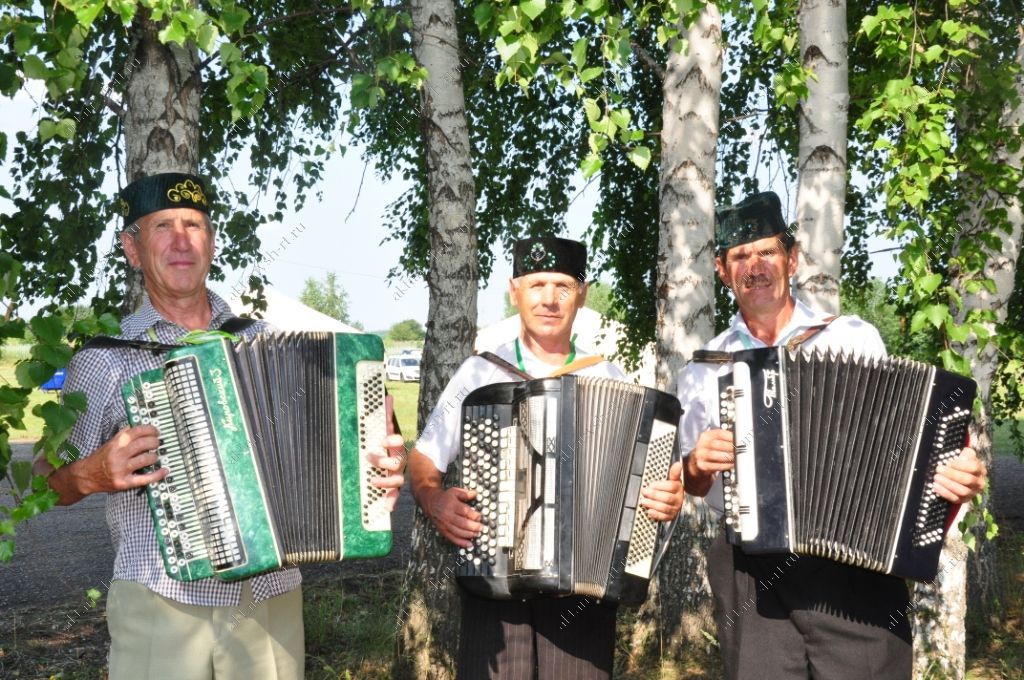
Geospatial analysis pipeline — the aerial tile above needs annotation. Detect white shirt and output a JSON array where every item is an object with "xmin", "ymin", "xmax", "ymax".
[
  {"xmin": 675, "ymin": 297, "xmax": 888, "ymax": 516},
  {"xmin": 416, "ymin": 338, "xmax": 627, "ymax": 471}
]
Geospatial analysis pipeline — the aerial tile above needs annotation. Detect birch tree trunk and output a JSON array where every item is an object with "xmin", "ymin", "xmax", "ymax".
[
  {"xmin": 122, "ymin": 12, "xmax": 201, "ymax": 313},
  {"xmin": 629, "ymin": 5, "xmax": 722, "ymax": 671},
  {"xmin": 911, "ymin": 30, "xmax": 1024, "ymax": 680},
  {"xmin": 793, "ymin": 0, "xmax": 847, "ymax": 315},
  {"xmin": 395, "ymin": 0, "xmax": 478, "ymax": 676}
]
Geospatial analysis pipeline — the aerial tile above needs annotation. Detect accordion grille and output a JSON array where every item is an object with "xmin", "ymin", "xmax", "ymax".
[
  {"xmin": 357, "ymin": 363, "xmax": 390, "ymax": 531},
  {"xmin": 786, "ymin": 352, "xmax": 932, "ymax": 570},
  {"xmin": 574, "ymin": 378, "xmax": 645, "ymax": 596}
]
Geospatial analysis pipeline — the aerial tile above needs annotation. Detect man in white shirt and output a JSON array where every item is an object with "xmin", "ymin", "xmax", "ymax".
[
  {"xmin": 677, "ymin": 191, "xmax": 987, "ymax": 679},
  {"xmin": 409, "ymin": 237, "xmax": 684, "ymax": 679}
]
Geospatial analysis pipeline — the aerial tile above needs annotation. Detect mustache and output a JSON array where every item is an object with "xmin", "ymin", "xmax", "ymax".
[{"xmin": 740, "ymin": 274, "xmax": 772, "ymax": 288}]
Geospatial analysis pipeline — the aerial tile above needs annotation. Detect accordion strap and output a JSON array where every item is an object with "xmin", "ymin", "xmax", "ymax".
[
  {"xmin": 79, "ymin": 316, "xmax": 258, "ymax": 355},
  {"xmin": 548, "ymin": 355, "xmax": 606, "ymax": 377},
  {"xmin": 691, "ymin": 350, "xmax": 733, "ymax": 364},
  {"xmin": 476, "ymin": 351, "xmax": 533, "ymax": 380},
  {"xmin": 785, "ymin": 315, "xmax": 838, "ymax": 351}
]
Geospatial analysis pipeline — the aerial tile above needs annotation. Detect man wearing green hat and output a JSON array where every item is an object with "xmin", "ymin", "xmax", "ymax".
[
  {"xmin": 34, "ymin": 172, "xmax": 406, "ymax": 679},
  {"xmin": 675, "ymin": 191, "xmax": 988, "ymax": 679},
  {"xmin": 408, "ymin": 236, "xmax": 685, "ymax": 679}
]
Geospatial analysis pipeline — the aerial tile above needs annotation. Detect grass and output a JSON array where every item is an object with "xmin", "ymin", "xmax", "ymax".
[
  {"xmin": 385, "ymin": 379, "xmax": 419, "ymax": 448},
  {"xmin": 0, "ymin": 359, "xmax": 59, "ymax": 444},
  {"xmin": 966, "ymin": 520, "xmax": 1024, "ymax": 680},
  {"xmin": 993, "ymin": 420, "xmax": 1022, "ymax": 460}
]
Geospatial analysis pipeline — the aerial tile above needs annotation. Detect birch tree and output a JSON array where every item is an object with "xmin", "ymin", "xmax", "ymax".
[
  {"xmin": 630, "ymin": 4, "xmax": 724, "ymax": 671},
  {"xmin": 394, "ymin": 0, "xmax": 478, "ymax": 675},
  {"xmin": 120, "ymin": 11, "xmax": 201, "ymax": 313},
  {"xmin": 794, "ymin": 0, "xmax": 847, "ymax": 314}
]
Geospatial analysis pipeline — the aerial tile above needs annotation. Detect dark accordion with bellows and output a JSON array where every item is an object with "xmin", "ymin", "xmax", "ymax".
[
  {"xmin": 454, "ymin": 375, "xmax": 682, "ymax": 606},
  {"xmin": 122, "ymin": 332, "xmax": 393, "ymax": 582},
  {"xmin": 709, "ymin": 347, "xmax": 975, "ymax": 581}
]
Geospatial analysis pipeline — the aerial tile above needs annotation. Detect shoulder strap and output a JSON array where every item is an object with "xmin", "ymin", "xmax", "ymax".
[
  {"xmin": 691, "ymin": 350, "xmax": 733, "ymax": 364},
  {"xmin": 476, "ymin": 351, "xmax": 533, "ymax": 380},
  {"xmin": 784, "ymin": 315, "xmax": 838, "ymax": 352},
  {"xmin": 218, "ymin": 316, "xmax": 258, "ymax": 335},
  {"xmin": 78, "ymin": 316, "xmax": 257, "ymax": 354},
  {"xmin": 548, "ymin": 355, "xmax": 605, "ymax": 378}
]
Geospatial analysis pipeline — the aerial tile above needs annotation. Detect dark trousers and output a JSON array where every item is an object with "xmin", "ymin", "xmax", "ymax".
[
  {"xmin": 457, "ymin": 588, "xmax": 617, "ymax": 680},
  {"xmin": 708, "ymin": 532, "xmax": 913, "ymax": 680}
]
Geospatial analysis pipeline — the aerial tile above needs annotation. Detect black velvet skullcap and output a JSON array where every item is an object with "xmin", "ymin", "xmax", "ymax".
[
  {"xmin": 715, "ymin": 191, "xmax": 790, "ymax": 252},
  {"xmin": 513, "ymin": 237, "xmax": 587, "ymax": 281},
  {"xmin": 119, "ymin": 173, "xmax": 211, "ymax": 227}
]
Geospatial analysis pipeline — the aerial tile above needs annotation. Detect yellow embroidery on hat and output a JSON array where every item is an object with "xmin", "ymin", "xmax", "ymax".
[{"xmin": 166, "ymin": 179, "xmax": 208, "ymax": 207}]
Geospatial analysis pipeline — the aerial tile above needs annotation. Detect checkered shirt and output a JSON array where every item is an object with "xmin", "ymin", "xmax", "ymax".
[{"xmin": 61, "ymin": 290, "xmax": 301, "ymax": 606}]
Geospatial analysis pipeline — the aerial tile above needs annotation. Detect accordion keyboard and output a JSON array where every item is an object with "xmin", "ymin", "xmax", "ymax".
[
  {"xmin": 165, "ymin": 359, "xmax": 244, "ymax": 571},
  {"xmin": 357, "ymin": 363, "xmax": 390, "ymax": 532},
  {"xmin": 458, "ymin": 406, "xmax": 515, "ymax": 570},
  {"xmin": 127, "ymin": 379, "xmax": 210, "ymax": 576},
  {"xmin": 624, "ymin": 421, "xmax": 675, "ymax": 577},
  {"xmin": 913, "ymin": 405, "xmax": 971, "ymax": 546}
]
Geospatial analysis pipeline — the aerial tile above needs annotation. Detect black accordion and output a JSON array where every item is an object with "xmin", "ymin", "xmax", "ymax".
[
  {"xmin": 454, "ymin": 375, "xmax": 682, "ymax": 606},
  {"xmin": 122, "ymin": 332, "xmax": 393, "ymax": 582},
  {"xmin": 709, "ymin": 347, "xmax": 975, "ymax": 581}
]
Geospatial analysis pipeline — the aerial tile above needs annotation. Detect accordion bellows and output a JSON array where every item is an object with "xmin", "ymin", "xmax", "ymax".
[
  {"xmin": 455, "ymin": 376, "xmax": 682, "ymax": 606},
  {"xmin": 716, "ymin": 347, "xmax": 975, "ymax": 581},
  {"xmin": 122, "ymin": 332, "xmax": 392, "ymax": 582}
]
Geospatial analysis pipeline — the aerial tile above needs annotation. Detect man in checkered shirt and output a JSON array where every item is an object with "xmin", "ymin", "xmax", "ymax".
[{"xmin": 34, "ymin": 173, "xmax": 406, "ymax": 680}]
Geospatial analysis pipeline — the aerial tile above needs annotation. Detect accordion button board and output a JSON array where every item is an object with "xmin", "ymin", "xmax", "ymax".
[
  {"xmin": 122, "ymin": 332, "xmax": 393, "ymax": 582},
  {"xmin": 715, "ymin": 347, "xmax": 976, "ymax": 581},
  {"xmin": 454, "ymin": 376, "xmax": 682, "ymax": 607}
]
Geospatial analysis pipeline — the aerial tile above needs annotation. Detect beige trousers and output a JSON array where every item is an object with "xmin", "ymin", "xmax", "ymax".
[{"xmin": 106, "ymin": 580, "xmax": 304, "ymax": 680}]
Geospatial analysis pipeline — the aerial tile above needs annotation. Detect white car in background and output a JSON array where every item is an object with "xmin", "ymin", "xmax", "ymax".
[{"xmin": 386, "ymin": 356, "xmax": 421, "ymax": 382}]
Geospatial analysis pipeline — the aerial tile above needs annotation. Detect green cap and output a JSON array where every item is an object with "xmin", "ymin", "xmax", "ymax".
[
  {"xmin": 715, "ymin": 191, "xmax": 789, "ymax": 251},
  {"xmin": 119, "ymin": 173, "xmax": 211, "ymax": 227}
]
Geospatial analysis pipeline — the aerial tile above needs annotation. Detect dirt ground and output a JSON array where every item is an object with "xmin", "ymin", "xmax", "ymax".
[{"xmin": 1, "ymin": 445, "xmax": 1021, "ymax": 678}]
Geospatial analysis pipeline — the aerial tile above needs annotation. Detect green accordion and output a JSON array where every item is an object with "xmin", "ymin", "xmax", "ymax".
[{"xmin": 122, "ymin": 332, "xmax": 393, "ymax": 582}]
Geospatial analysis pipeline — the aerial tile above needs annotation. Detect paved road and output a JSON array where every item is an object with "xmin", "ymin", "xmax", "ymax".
[
  {"xmin": 2, "ymin": 443, "xmax": 1022, "ymax": 611},
  {"xmin": 0, "ymin": 442, "xmax": 416, "ymax": 610}
]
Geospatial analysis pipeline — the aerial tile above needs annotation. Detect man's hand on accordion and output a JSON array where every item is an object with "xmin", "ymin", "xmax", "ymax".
[
  {"xmin": 640, "ymin": 461, "xmax": 685, "ymax": 522},
  {"xmin": 932, "ymin": 446, "xmax": 987, "ymax": 505},
  {"xmin": 367, "ymin": 434, "xmax": 407, "ymax": 513},
  {"xmin": 683, "ymin": 428, "xmax": 735, "ymax": 497}
]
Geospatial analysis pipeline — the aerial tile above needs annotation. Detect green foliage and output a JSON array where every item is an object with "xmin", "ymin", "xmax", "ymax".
[
  {"xmin": 387, "ymin": 319, "xmax": 425, "ymax": 343},
  {"xmin": 299, "ymin": 272, "xmax": 357, "ymax": 326}
]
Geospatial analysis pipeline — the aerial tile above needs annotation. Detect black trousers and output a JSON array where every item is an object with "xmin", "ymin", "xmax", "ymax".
[
  {"xmin": 708, "ymin": 532, "xmax": 913, "ymax": 680},
  {"xmin": 457, "ymin": 588, "xmax": 617, "ymax": 680}
]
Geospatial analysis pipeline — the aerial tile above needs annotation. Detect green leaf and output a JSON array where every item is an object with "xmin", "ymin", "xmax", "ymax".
[
  {"xmin": 62, "ymin": 391, "xmax": 88, "ymax": 413},
  {"xmin": 582, "ymin": 98, "xmax": 600, "ymax": 123},
  {"xmin": 219, "ymin": 5, "xmax": 252, "ymax": 34},
  {"xmin": 72, "ymin": 0, "xmax": 106, "ymax": 28},
  {"xmin": 579, "ymin": 66, "xmax": 603, "ymax": 83},
  {"xmin": 196, "ymin": 23, "xmax": 219, "ymax": 54},
  {"xmin": 914, "ymin": 272, "xmax": 943, "ymax": 296},
  {"xmin": 15, "ymin": 361, "xmax": 53, "ymax": 388},
  {"xmin": 580, "ymin": 153, "xmax": 603, "ymax": 178},
  {"xmin": 30, "ymin": 315, "xmax": 64, "ymax": 345},
  {"xmin": 0, "ymin": 539, "xmax": 12, "ymax": 563},
  {"xmin": 571, "ymin": 38, "xmax": 588, "ymax": 70},
  {"xmin": 22, "ymin": 55, "xmax": 49, "ymax": 80},
  {"xmin": 10, "ymin": 460, "xmax": 32, "ymax": 494},
  {"xmin": 159, "ymin": 20, "xmax": 188, "ymax": 46},
  {"xmin": 520, "ymin": 0, "xmax": 547, "ymax": 21},
  {"xmin": 627, "ymin": 146, "xmax": 651, "ymax": 170},
  {"xmin": 97, "ymin": 312, "xmax": 121, "ymax": 336}
]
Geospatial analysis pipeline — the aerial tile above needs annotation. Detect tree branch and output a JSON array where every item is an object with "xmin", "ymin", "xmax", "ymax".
[{"xmin": 632, "ymin": 42, "xmax": 666, "ymax": 81}]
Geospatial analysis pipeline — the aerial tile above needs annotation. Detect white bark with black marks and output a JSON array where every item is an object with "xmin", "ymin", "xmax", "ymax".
[
  {"xmin": 655, "ymin": 4, "xmax": 722, "ymax": 393},
  {"xmin": 912, "ymin": 30, "xmax": 1024, "ymax": 680},
  {"xmin": 396, "ymin": 0, "xmax": 478, "ymax": 676},
  {"xmin": 635, "ymin": 5, "xmax": 722, "ymax": 669},
  {"xmin": 122, "ymin": 13, "xmax": 201, "ymax": 313},
  {"xmin": 794, "ymin": 0, "xmax": 847, "ymax": 315}
]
